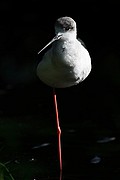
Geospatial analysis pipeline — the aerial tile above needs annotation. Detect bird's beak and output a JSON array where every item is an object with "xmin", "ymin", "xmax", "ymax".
[{"xmin": 38, "ymin": 33, "xmax": 62, "ymax": 54}]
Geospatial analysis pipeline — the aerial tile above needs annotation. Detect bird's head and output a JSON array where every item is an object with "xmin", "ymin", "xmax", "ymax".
[{"xmin": 38, "ymin": 16, "xmax": 77, "ymax": 54}]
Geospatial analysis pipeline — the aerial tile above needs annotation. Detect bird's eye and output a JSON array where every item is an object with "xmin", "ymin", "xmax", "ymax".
[
  {"xmin": 64, "ymin": 25, "xmax": 74, "ymax": 31},
  {"xmin": 64, "ymin": 27, "xmax": 70, "ymax": 31}
]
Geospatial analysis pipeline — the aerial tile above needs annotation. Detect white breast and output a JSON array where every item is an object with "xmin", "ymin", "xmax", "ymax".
[{"xmin": 37, "ymin": 38, "xmax": 91, "ymax": 88}]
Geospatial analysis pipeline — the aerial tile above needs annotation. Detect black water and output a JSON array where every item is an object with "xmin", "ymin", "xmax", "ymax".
[
  {"xmin": 0, "ymin": 113, "xmax": 119, "ymax": 180},
  {"xmin": 0, "ymin": 83, "xmax": 120, "ymax": 180}
]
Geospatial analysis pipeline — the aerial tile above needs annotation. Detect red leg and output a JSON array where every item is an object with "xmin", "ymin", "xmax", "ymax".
[{"xmin": 53, "ymin": 88, "xmax": 62, "ymax": 172}]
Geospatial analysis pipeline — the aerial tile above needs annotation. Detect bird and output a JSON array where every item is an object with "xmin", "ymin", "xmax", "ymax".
[
  {"xmin": 37, "ymin": 16, "xmax": 91, "ymax": 88},
  {"xmin": 36, "ymin": 16, "xmax": 92, "ymax": 173}
]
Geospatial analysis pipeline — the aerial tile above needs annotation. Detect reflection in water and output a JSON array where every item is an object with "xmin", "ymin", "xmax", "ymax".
[
  {"xmin": 90, "ymin": 156, "xmax": 101, "ymax": 164},
  {"xmin": 97, "ymin": 137, "xmax": 116, "ymax": 143},
  {"xmin": 29, "ymin": 157, "xmax": 35, "ymax": 162},
  {"xmin": 32, "ymin": 143, "xmax": 50, "ymax": 149},
  {"xmin": 60, "ymin": 170, "xmax": 62, "ymax": 180}
]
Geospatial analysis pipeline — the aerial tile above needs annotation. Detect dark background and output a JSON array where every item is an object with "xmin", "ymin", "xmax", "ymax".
[
  {"xmin": 0, "ymin": 1, "xmax": 120, "ymax": 179},
  {"xmin": 0, "ymin": 1, "xmax": 120, "ymax": 117}
]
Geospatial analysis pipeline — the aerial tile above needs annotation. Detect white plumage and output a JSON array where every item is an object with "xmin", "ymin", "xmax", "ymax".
[{"xmin": 37, "ymin": 16, "xmax": 91, "ymax": 88}]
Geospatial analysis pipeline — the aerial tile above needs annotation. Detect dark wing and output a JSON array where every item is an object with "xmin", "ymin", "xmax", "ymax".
[{"xmin": 78, "ymin": 38, "xmax": 87, "ymax": 49}]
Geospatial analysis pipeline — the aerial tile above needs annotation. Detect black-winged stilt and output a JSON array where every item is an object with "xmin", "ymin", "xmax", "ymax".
[{"xmin": 37, "ymin": 16, "xmax": 91, "ymax": 173}]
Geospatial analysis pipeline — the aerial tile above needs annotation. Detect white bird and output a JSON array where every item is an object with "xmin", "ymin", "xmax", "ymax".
[
  {"xmin": 37, "ymin": 16, "xmax": 91, "ymax": 88},
  {"xmin": 36, "ymin": 16, "xmax": 92, "ymax": 173}
]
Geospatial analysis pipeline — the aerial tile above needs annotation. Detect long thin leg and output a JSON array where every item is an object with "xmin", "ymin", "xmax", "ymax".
[{"xmin": 53, "ymin": 88, "xmax": 62, "ymax": 172}]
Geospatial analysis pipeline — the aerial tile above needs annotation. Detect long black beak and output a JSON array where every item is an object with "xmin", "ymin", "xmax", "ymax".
[{"xmin": 38, "ymin": 34, "xmax": 62, "ymax": 54}]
